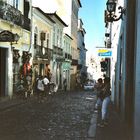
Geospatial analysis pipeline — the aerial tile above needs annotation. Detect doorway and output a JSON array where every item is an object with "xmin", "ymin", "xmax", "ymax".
[{"xmin": 0, "ymin": 48, "xmax": 7, "ymax": 97}]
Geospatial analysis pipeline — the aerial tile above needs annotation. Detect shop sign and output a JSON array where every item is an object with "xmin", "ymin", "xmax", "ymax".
[
  {"xmin": 98, "ymin": 49, "xmax": 112, "ymax": 57},
  {"xmin": 0, "ymin": 30, "xmax": 14, "ymax": 42}
]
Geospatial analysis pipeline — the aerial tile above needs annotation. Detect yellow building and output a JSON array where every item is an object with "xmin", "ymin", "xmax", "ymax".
[
  {"xmin": 31, "ymin": 7, "xmax": 54, "ymax": 79},
  {"xmin": 0, "ymin": 0, "xmax": 31, "ymax": 97}
]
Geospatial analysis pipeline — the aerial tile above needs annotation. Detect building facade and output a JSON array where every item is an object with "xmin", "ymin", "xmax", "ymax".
[
  {"xmin": 32, "ymin": 0, "xmax": 83, "ymax": 90},
  {"xmin": 31, "ymin": 7, "xmax": 54, "ymax": 82},
  {"xmin": 107, "ymin": 0, "xmax": 140, "ymax": 139},
  {"xmin": 70, "ymin": 0, "xmax": 82, "ymax": 90},
  {"xmin": 77, "ymin": 19, "xmax": 87, "ymax": 86},
  {"xmin": 47, "ymin": 12, "xmax": 67, "ymax": 89},
  {"xmin": 0, "ymin": 0, "xmax": 31, "ymax": 97},
  {"xmin": 62, "ymin": 33, "xmax": 72, "ymax": 90}
]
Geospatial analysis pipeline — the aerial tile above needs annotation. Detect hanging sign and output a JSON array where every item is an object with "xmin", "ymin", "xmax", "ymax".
[{"xmin": 98, "ymin": 48, "xmax": 112, "ymax": 57}]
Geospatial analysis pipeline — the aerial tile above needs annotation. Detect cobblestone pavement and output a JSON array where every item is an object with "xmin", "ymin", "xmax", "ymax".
[{"xmin": 0, "ymin": 91, "xmax": 97, "ymax": 140}]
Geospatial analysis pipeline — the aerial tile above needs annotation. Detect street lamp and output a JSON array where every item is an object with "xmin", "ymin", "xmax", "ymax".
[
  {"xmin": 107, "ymin": 0, "xmax": 116, "ymax": 13},
  {"xmin": 106, "ymin": 0, "xmax": 125, "ymax": 22},
  {"xmin": 11, "ymin": 33, "xmax": 20, "ymax": 45},
  {"xmin": 10, "ymin": 33, "xmax": 20, "ymax": 50},
  {"xmin": 14, "ymin": 33, "xmax": 20, "ymax": 43}
]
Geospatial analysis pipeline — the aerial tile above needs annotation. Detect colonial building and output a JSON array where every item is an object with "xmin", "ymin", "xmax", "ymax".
[
  {"xmin": 31, "ymin": 7, "xmax": 54, "ymax": 82},
  {"xmin": 0, "ymin": 0, "xmax": 32, "ymax": 97},
  {"xmin": 47, "ymin": 12, "xmax": 67, "ymax": 89},
  {"xmin": 77, "ymin": 19, "xmax": 87, "ymax": 85},
  {"xmin": 106, "ymin": 0, "xmax": 140, "ymax": 139},
  {"xmin": 69, "ymin": 0, "xmax": 82, "ymax": 90},
  {"xmin": 62, "ymin": 33, "xmax": 72, "ymax": 90},
  {"xmin": 32, "ymin": 0, "xmax": 83, "ymax": 90}
]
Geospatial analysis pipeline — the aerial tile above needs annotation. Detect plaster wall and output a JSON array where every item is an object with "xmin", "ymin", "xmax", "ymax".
[{"xmin": 134, "ymin": 0, "xmax": 140, "ymax": 139}]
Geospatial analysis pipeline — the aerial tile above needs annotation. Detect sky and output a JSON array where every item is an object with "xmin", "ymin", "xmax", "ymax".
[{"xmin": 79, "ymin": 0, "xmax": 106, "ymax": 58}]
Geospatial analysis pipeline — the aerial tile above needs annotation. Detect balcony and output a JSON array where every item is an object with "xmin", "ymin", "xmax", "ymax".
[
  {"xmin": 65, "ymin": 53, "xmax": 68, "ymax": 59},
  {"xmin": 65, "ymin": 53, "xmax": 72, "ymax": 60},
  {"xmin": 0, "ymin": 1, "xmax": 30, "ymax": 31},
  {"xmin": 71, "ymin": 59, "xmax": 78, "ymax": 65},
  {"xmin": 21, "ymin": 15, "xmax": 30, "ymax": 31},
  {"xmin": 53, "ymin": 45, "xmax": 63, "ymax": 56},
  {"xmin": 34, "ymin": 45, "xmax": 53, "ymax": 60}
]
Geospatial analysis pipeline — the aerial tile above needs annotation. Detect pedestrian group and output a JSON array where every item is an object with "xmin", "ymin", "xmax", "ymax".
[
  {"xmin": 94, "ymin": 77, "xmax": 111, "ymax": 127},
  {"xmin": 34, "ymin": 74, "xmax": 58, "ymax": 103}
]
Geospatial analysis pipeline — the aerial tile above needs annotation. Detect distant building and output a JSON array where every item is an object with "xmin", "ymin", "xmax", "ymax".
[
  {"xmin": 77, "ymin": 19, "xmax": 87, "ymax": 84},
  {"xmin": 62, "ymin": 33, "xmax": 72, "ymax": 90},
  {"xmin": 47, "ymin": 12, "xmax": 67, "ymax": 89}
]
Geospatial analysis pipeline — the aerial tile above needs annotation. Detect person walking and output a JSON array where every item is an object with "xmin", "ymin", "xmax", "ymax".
[
  {"xmin": 36, "ymin": 75, "xmax": 45, "ymax": 103},
  {"xmin": 98, "ymin": 77, "xmax": 111, "ymax": 127},
  {"xmin": 94, "ymin": 78, "xmax": 104, "ymax": 110},
  {"xmin": 63, "ymin": 78, "xmax": 67, "ymax": 92},
  {"xmin": 43, "ymin": 75, "xmax": 49, "ymax": 97}
]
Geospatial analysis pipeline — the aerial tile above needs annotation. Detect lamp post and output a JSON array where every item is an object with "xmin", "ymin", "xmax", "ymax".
[
  {"xmin": 105, "ymin": 0, "xmax": 126, "ymax": 77},
  {"xmin": 10, "ymin": 33, "xmax": 20, "ymax": 49},
  {"xmin": 106, "ymin": 0, "xmax": 125, "ymax": 23}
]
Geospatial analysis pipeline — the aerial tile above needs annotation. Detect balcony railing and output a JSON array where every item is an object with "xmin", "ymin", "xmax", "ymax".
[
  {"xmin": 71, "ymin": 59, "xmax": 78, "ymax": 65},
  {"xmin": 65, "ymin": 52, "xmax": 72, "ymax": 60},
  {"xmin": 47, "ymin": 48, "xmax": 53, "ymax": 60},
  {"xmin": 53, "ymin": 45, "xmax": 63, "ymax": 56},
  {"xmin": 21, "ymin": 15, "xmax": 30, "ymax": 31},
  {"xmin": 34, "ymin": 45, "xmax": 53, "ymax": 60},
  {"xmin": 0, "ymin": 1, "xmax": 30, "ymax": 31}
]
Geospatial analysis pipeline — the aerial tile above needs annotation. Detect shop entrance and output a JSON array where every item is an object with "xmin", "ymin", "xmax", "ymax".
[{"xmin": 0, "ymin": 48, "xmax": 7, "ymax": 97}]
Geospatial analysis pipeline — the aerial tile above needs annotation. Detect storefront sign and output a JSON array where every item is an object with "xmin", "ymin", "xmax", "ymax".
[
  {"xmin": 0, "ymin": 30, "xmax": 14, "ymax": 42},
  {"xmin": 98, "ymin": 49, "xmax": 112, "ymax": 57}
]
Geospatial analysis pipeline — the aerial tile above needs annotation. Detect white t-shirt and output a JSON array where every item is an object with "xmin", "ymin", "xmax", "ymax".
[
  {"xmin": 37, "ymin": 79, "xmax": 44, "ymax": 91},
  {"xmin": 43, "ymin": 77, "xmax": 49, "ymax": 85}
]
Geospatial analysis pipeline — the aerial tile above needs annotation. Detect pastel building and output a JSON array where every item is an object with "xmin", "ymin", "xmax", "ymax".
[
  {"xmin": 77, "ymin": 19, "xmax": 87, "ymax": 83},
  {"xmin": 33, "ymin": 0, "xmax": 82, "ymax": 90},
  {"xmin": 31, "ymin": 7, "xmax": 54, "ymax": 81}
]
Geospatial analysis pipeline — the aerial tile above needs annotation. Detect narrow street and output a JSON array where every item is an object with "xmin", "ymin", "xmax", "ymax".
[{"xmin": 0, "ymin": 91, "xmax": 96, "ymax": 140}]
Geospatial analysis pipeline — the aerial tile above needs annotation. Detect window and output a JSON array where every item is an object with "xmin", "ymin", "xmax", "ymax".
[
  {"xmin": 46, "ymin": 33, "xmax": 49, "ymax": 48},
  {"xmin": 13, "ymin": 0, "xmax": 19, "ymax": 9},
  {"xmin": 57, "ymin": 29, "xmax": 59, "ymax": 47},
  {"xmin": 59, "ymin": 30, "xmax": 62, "ymax": 48},
  {"xmin": 64, "ymin": 40, "xmax": 66, "ymax": 51},
  {"xmin": 24, "ymin": 0, "xmax": 30, "ymax": 18},
  {"xmin": 34, "ymin": 27, "xmax": 38, "ymax": 48},
  {"xmin": 53, "ymin": 26, "xmax": 55, "ymax": 45}
]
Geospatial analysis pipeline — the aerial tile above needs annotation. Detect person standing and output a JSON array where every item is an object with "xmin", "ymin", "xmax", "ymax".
[
  {"xmin": 98, "ymin": 77, "xmax": 111, "ymax": 127},
  {"xmin": 43, "ymin": 75, "xmax": 49, "ymax": 97},
  {"xmin": 63, "ymin": 78, "xmax": 67, "ymax": 92},
  {"xmin": 94, "ymin": 78, "xmax": 104, "ymax": 110}
]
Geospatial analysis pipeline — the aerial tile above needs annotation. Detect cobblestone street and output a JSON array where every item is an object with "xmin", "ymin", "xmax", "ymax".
[{"xmin": 0, "ymin": 91, "xmax": 97, "ymax": 140}]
